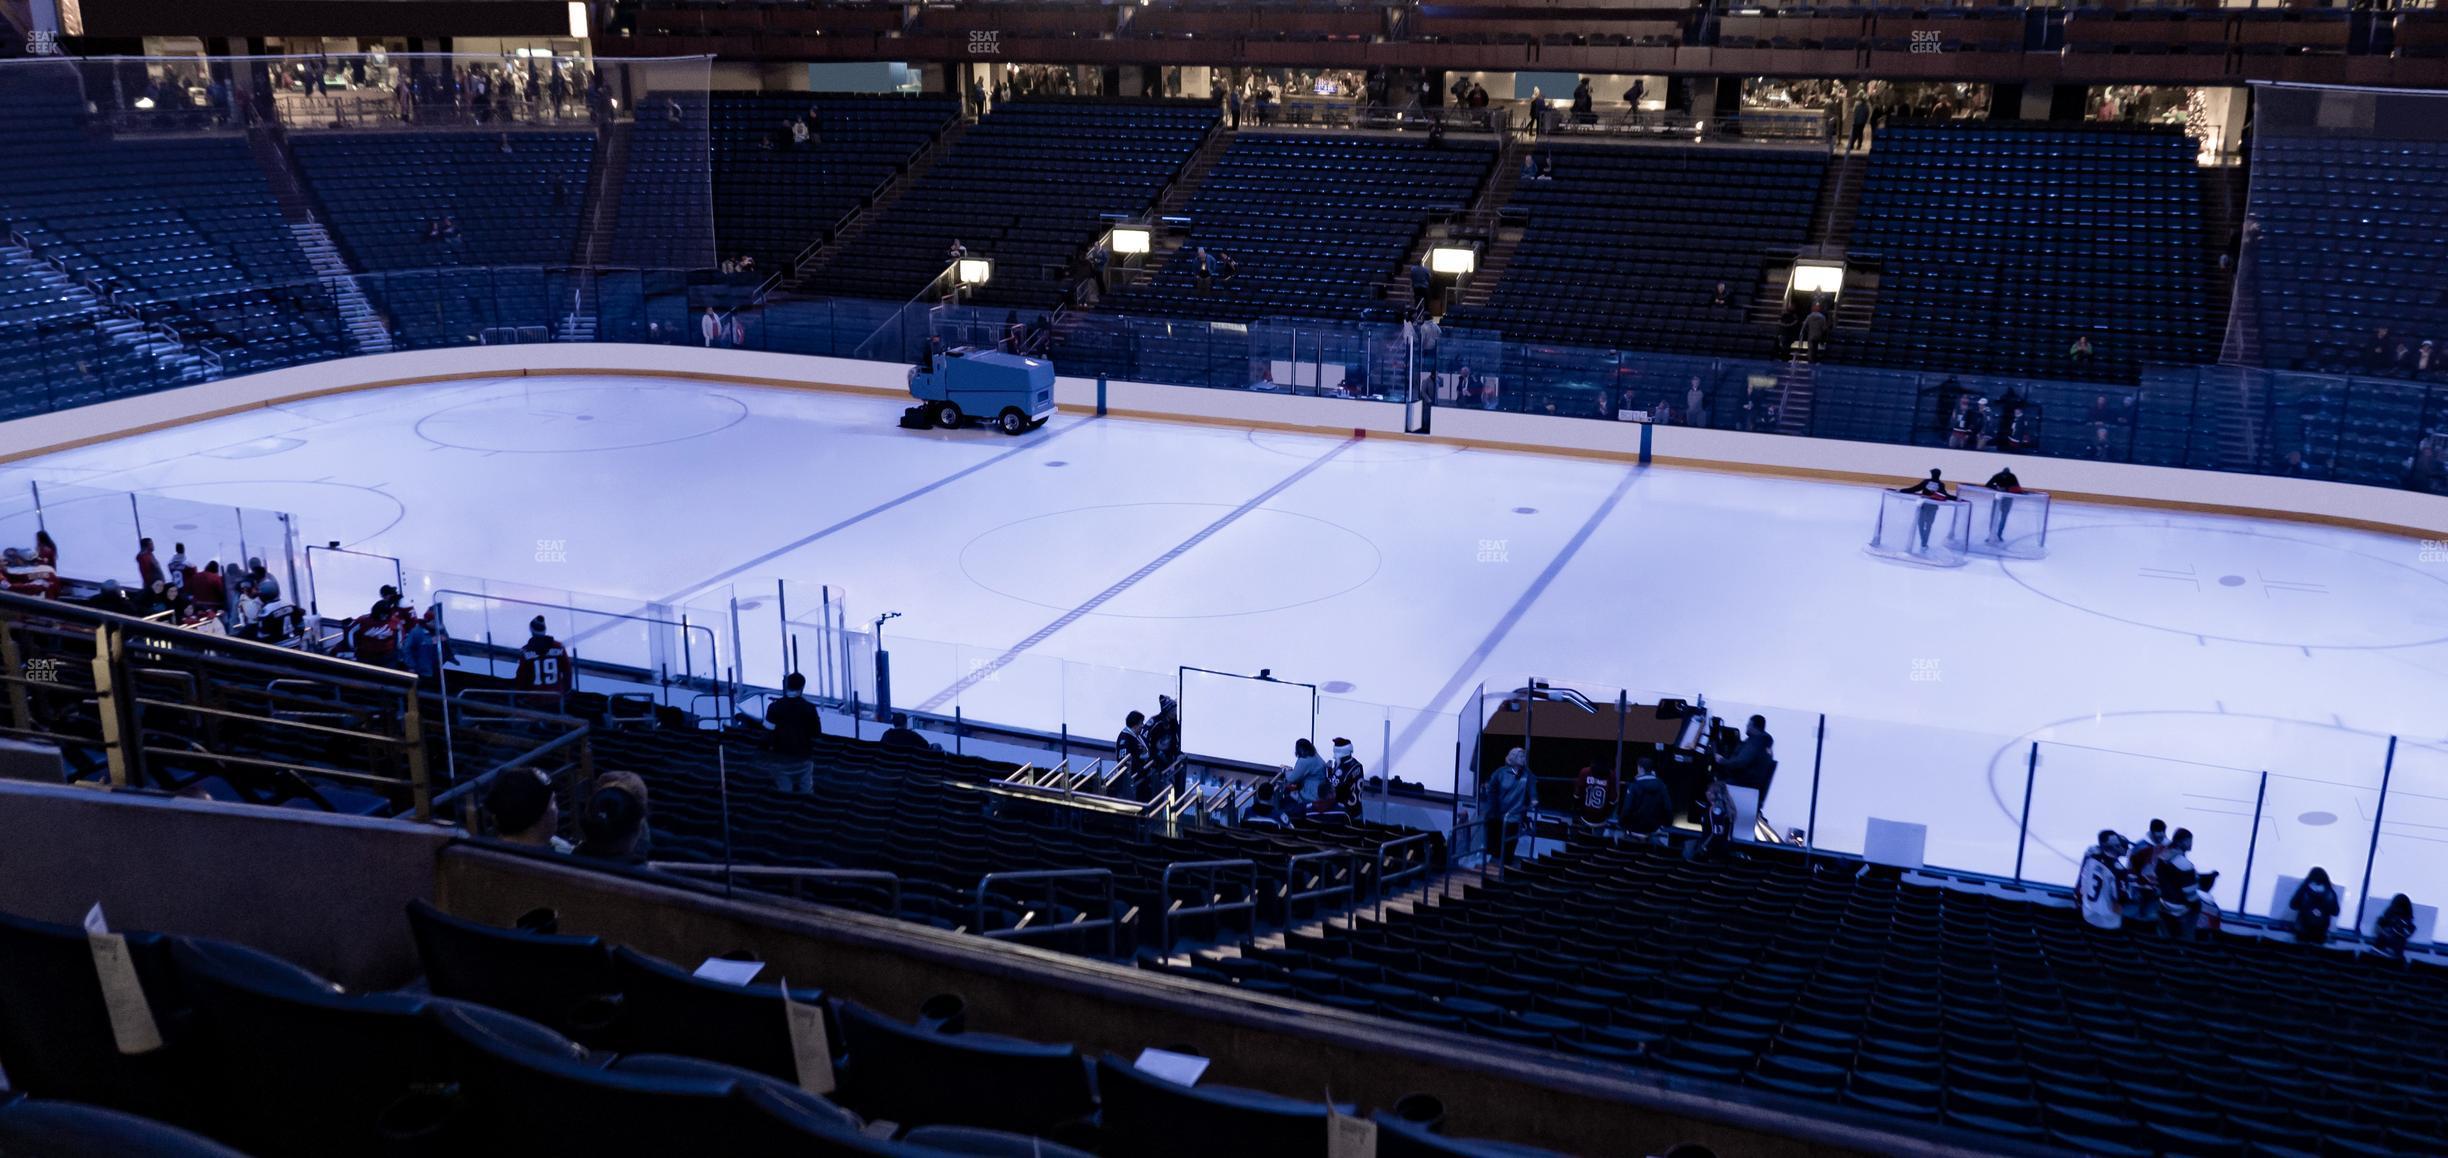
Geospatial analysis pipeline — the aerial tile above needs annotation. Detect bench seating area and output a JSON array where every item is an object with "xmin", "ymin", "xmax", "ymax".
[
  {"xmin": 806, "ymin": 99, "xmax": 1216, "ymax": 311},
  {"xmin": 0, "ymin": 130, "xmax": 343, "ymax": 378},
  {"xmin": 290, "ymin": 129, "xmax": 594, "ymax": 271},
  {"xmin": 599, "ymin": 723, "xmax": 1439, "ymax": 959},
  {"xmin": 1448, "ymin": 143, "xmax": 1822, "ymax": 358},
  {"xmin": 291, "ymin": 130, "xmax": 594, "ymax": 346},
  {"xmin": 0, "ymin": 900, "xmax": 1551, "ymax": 1156},
  {"xmin": 2246, "ymin": 135, "xmax": 2448, "ymax": 384},
  {"xmin": 1155, "ymin": 839, "xmax": 2448, "ymax": 1158},
  {"xmin": 1848, "ymin": 123, "xmax": 2214, "ymax": 384},
  {"xmin": 711, "ymin": 92, "xmax": 959, "ymax": 273},
  {"xmin": 611, "ymin": 94, "xmax": 717, "ymax": 270},
  {"xmin": 1104, "ymin": 132, "xmax": 1494, "ymax": 324}
]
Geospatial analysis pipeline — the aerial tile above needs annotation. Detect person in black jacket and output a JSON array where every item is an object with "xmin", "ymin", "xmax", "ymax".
[
  {"xmin": 1116, "ymin": 710, "xmax": 1154, "ymax": 799},
  {"xmin": 2374, "ymin": 894, "xmax": 2418, "ymax": 960},
  {"xmin": 1716, "ymin": 715, "xmax": 1776, "ymax": 842},
  {"xmin": 1983, "ymin": 466, "xmax": 2025, "ymax": 544},
  {"xmin": 1328, "ymin": 738, "xmax": 1365, "ymax": 818},
  {"xmin": 763, "ymin": 672, "xmax": 822, "ymax": 793},
  {"xmin": 1145, "ymin": 695, "xmax": 1183, "ymax": 790},
  {"xmin": 2289, "ymin": 866, "xmax": 2343, "ymax": 944},
  {"xmin": 1897, "ymin": 468, "xmax": 1957, "ymax": 553},
  {"xmin": 879, "ymin": 712, "xmax": 930, "ymax": 752},
  {"xmin": 1618, "ymin": 759, "xmax": 1673, "ymax": 843}
]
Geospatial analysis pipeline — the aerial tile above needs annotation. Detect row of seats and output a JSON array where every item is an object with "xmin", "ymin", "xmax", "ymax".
[
  {"xmin": 1447, "ymin": 143, "xmax": 1824, "ymax": 358},
  {"xmin": 1151, "ymin": 839, "xmax": 2448, "ymax": 1157},
  {"xmin": 0, "ymin": 901, "xmax": 1556, "ymax": 1157},
  {"xmin": 805, "ymin": 99, "xmax": 1217, "ymax": 310},
  {"xmin": 1104, "ymin": 133, "xmax": 1495, "ymax": 323},
  {"xmin": 1850, "ymin": 122, "xmax": 2217, "ymax": 383},
  {"xmin": 2247, "ymin": 135, "xmax": 2448, "ymax": 385},
  {"xmin": 594, "ymin": 720, "xmax": 1440, "ymax": 957},
  {"xmin": 0, "ymin": 96, "xmax": 346, "ymax": 382},
  {"xmin": 290, "ymin": 130, "xmax": 595, "ymax": 273}
]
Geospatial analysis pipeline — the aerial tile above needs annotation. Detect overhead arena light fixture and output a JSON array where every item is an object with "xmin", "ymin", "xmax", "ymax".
[
  {"xmin": 1429, "ymin": 245, "xmax": 1477, "ymax": 276},
  {"xmin": 567, "ymin": 1, "xmax": 590, "ymax": 39},
  {"xmin": 1109, "ymin": 226, "xmax": 1152, "ymax": 256},
  {"xmin": 956, "ymin": 257, "xmax": 995, "ymax": 286},
  {"xmin": 1790, "ymin": 260, "xmax": 1845, "ymax": 300}
]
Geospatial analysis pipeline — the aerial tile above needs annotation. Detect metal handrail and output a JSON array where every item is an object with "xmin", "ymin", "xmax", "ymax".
[
  {"xmin": 650, "ymin": 862, "xmax": 903, "ymax": 917},
  {"xmin": 1283, "ymin": 849, "xmax": 1358, "ymax": 919},
  {"xmin": 1156, "ymin": 858, "xmax": 1257, "ymax": 955},
  {"xmin": 1373, "ymin": 832, "xmax": 1438, "ymax": 921},
  {"xmin": 973, "ymin": 868, "xmax": 1117, "ymax": 956}
]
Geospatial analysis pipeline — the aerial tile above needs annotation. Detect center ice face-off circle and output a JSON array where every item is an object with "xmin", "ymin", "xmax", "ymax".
[{"xmin": 415, "ymin": 385, "xmax": 749, "ymax": 453}]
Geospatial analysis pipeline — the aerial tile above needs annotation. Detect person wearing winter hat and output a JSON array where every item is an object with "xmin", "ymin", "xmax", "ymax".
[
  {"xmin": 514, "ymin": 614, "xmax": 572, "ymax": 709},
  {"xmin": 575, "ymin": 771, "xmax": 649, "ymax": 865},
  {"xmin": 1328, "ymin": 737, "xmax": 1365, "ymax": 818},
  {"xmin": 485, "ymin": 767, "xmax": 570, "ymax": 853}
]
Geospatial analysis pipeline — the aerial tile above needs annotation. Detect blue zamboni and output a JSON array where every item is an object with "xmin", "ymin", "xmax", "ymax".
[{"xmin": 902, "ymin": 345, "xmax": 1056, "ymax": 436}]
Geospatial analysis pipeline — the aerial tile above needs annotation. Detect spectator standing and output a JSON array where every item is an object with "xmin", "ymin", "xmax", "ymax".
[
  {"xmin": 1618, "ymin": 758, "xmax": 1673, "ymax": 843},
  {"xmin": 166, "ymin": 541, "xmax": 189, "ymax": 591},
  {"xmin": 2077, "ymin": 830, "xmax": 2129, "ymax": 931},
  {"xmin": 1571, "ymin": 78, "xmax": 1595, "ymax": 125},
  {"xmin": 485, "ymin": 767, "xmax": 571, "ymax": 852},
  {"xmin": 575, "ymin": 771, "xmax": 650, "ymax": 865},
  {"xmin": 1687, "ymin": 779, "xmax": 1737, "ymax": 862},
  {"xmin": 1487, "ymin": 747, "xmax": 1535, "ymax": 866},
  {"xmin": 2289, "ymin": 867, "xmax": 2342, "ymax": 944},
  {"xmin": 1800, "ymin": 303, "xmax": 1831, "ymax": 355},
  {"xmin": 187, "ymin": 560, "xmax": 228, "ymax": 617},
  {"xmin": 136, "ymin": 537, "xmax": 164, "ymax": 589},
  {"xmin": 402, "ymin": 609, "xmax": 443, "ymax": 679},
  {"xmin": 700, "ymin": 308, "xmax": 720, "ymax": 347},
  {"xmin": 1227, "ymin": 87, "xmax": 1241, "ymax": 129},
  {"xmin": 514, "ymin": 615, "xmax": 573, "ymax": 709},
  {"xmin": 34, "ymin": 531, "xmax": 56, "ymax": 571},
  {"xmin": 1686, "ymin": 377, "xmax": 1708, "ymax": 428},
  {"xmin": 2373, "ymin": 894, "xmax": 2417, "ymax": 960},
  {"xmin": 2069, "ymin": 335, "xmax": 2095, "ymax": 372},
  {"xmin": 1849, "ymin": 100, "xmax": 1870, "ymax": 151},
  {"xmin": 1117, "ymin": 710, "xmax": 1154, "ymax": 797},
  {"xmin": 764, "ymin": 672, "xmax": 823, "ymax": 794}
]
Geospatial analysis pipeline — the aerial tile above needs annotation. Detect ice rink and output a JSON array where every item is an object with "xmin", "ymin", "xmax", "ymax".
[{"xmin": 8, "ymin": 375, "xmax": 2447, "ymax": 918}]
